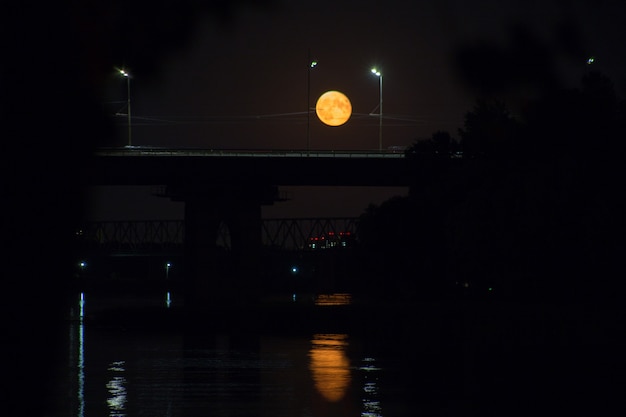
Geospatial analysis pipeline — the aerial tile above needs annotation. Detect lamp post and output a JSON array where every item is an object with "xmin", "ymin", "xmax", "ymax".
[
  {"xmin": 307, "ymin": 50, "xmax": 317, "ymax": 155},
  {"xmin": 370, "ymin": 68, "xmax": 383, "ymax": 151},
  {"xmin": 119, "ymin": 69, "xmax": 132, "ymax": 147},
  {"xmin": 165, "ymin": 262, "xmax": 172, "ymax": 307}
]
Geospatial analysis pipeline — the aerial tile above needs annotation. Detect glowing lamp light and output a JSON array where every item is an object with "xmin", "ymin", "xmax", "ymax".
[
  {"xmin": 370, "ymin": 67, "xmax": 383, "ymax": 151},
  {"xmin": 315, "ymin": 90, "xmax": 352, "ymax": 126},
  {"xmin": 117, "ymin": 67, "xmax": 132, "ymax": 146}
]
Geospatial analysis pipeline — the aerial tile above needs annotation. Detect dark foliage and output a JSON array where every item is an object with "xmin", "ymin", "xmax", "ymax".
[
  {"xmin": 458, "ymin": 99, "xmax": 521, "ymax": 157},
  {"xmin": 453, "ymin": 24, "xmax": 561, "ymax": 97},
  {"xmin": 405, "ymin": 130, "xmax": 460, "ymax": 158},
  {"xmin": 359, "ymin": 71, "xmax": 626, "ymax": 304}
]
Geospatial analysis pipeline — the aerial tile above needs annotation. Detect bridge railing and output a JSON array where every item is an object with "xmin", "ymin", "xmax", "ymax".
[{"xmin": 95, "ymin": 148, "xmax": 405, "ymax": 158}]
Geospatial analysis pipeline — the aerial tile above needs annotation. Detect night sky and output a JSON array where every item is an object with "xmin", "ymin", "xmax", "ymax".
[
  {"xmin": 88, "ymin": 0, "xmax": 626, "ymax": 220},
  {"xmin": 102, "ymin": 0, "xmax": 626, "ymax": 150}
]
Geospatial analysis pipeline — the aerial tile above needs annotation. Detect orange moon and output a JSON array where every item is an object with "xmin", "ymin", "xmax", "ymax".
[{"xmin": 315, "ymin": 90, "xmax": 352, "ymax": 126}]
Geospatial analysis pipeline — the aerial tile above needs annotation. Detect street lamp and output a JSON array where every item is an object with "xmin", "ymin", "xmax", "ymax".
[
  {"xmin": 307, "ymin": 50, "xmax": 318, "ymax": 155},
  {"xmin": 165, "ymin": 262, "xmax": 172, "ymax": 280},
  {"xmin": 370, "ymin": 68, "xmax": 383, "ymax": 151},
  {"xmin": 118, "ymin": 68, "xmax": 132, "ymax": 147}
]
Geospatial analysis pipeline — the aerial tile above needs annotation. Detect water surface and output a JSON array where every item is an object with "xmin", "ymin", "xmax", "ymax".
[{"xmin": 43, "ymin": 290, "xmax": 625, "ymax": 416}]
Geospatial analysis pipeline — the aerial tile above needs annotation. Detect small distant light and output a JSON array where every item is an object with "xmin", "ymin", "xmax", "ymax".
[
  {"xmin": 79, "ymin": 261, "xmax": 87, "ymax": 269},
  {"xmin": 165, "ymin": 262, "xmax": 172, "ymax": 268},
  {"xmin": 587, "ymin": 57, "xmax": 595, "ymax": 65},
  {"xmin": 488, "ymin": 287, "xmax": 493, "ymax": 291},
  {"xmin": 310, "ymin": 60, "xmax": 318, "ymax": 68},
  {"xmin": 292, "ymin": 293, "xmax": 297, "ymax": 302},
  {"xmin": 291, "ymin": 266, "xmax": 299, "ymax": 274}
]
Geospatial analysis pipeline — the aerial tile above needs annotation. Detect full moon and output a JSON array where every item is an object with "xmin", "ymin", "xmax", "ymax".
[{"xmin": 315, "ymin": 90, "xmax": 352, "ymax": 126}]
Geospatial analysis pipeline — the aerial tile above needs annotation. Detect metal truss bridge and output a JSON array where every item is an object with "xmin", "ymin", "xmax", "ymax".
[{"xmin": 76, "ymin": 217, "xmax": 360, "ymax": 253}]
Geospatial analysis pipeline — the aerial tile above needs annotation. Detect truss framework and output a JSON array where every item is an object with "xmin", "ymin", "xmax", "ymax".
[
  {"xmin": 261, "ymin": 218, "xmax": 359, "ymax": 250},
  {"xmin": 77, "ymin": 218, "xmax": 359, "ymax": 252}
]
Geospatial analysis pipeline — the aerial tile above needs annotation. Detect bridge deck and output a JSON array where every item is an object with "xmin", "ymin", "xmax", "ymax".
[
  {"xmin": 95, "ymin": 147, "xmax": 405, "ymax": 158},
  {"xmin": 87, "ymin": 148, "xmax": 412, "ymax": 186}
]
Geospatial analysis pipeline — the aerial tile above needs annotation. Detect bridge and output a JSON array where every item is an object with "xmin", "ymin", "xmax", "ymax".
[
  {"xmin": 77, "ymin": 217, "xmax": 359, "ymax": 253},
  {"xmin": 84, "ymin": 148, "xmax": 413, "ymax": 306},
  {"xmin": 87, "ymin": 148, "xmax": 411, "ymax": 186}
]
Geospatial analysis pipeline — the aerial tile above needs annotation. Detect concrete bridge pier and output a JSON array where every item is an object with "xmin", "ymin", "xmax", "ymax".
[{"xmin": 174, "ymin": 185, "xmax": 278, "ymax": 310}]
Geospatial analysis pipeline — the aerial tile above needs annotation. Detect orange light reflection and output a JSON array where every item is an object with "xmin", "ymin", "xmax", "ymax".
[
  {"xmin": 314, "ymin": 293, "xmax": 352, "ymax": 306},
  {"xmin": 309, "ymin": 334, "xmax": 351, "ymax": 402}
]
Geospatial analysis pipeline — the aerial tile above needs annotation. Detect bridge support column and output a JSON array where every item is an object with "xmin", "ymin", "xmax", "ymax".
[
  {"xmin": 224, "ymin": 200, "xmax": 263, "ymax": 298},
  {"xmin": 176, "ymin": 185, "xmax": 277, "ymax": 310},
  {"xmin": 184, "ymin": 196, "xmax": 222, "ymax": 308}
]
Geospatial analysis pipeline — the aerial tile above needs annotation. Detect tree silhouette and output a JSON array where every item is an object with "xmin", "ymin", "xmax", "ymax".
[
  {"xmin": 405, "ymin": 130, "xmax": 458, "ymax": 158},
  {"xmin": 453, "ymin": 23, "xmax": 561, "ymax": 98},
  {"xmin": 432, "ymin": 130, "xmax": 456, "ymax": 155},
  {"xmin": 458, "ymin": 99, "xmax": 520, "ymax": 157},
  {"xmin": 360, "ymin": 71, "xmax": 626, "ymax": 302}
]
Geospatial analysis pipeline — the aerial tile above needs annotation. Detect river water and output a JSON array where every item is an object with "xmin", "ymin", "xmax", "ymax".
[{"xmin": 42, "ymin": 291, "xmax": 624, "ymax": 417}]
